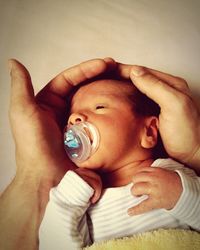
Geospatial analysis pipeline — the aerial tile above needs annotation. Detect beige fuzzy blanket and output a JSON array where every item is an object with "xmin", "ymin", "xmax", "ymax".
[{"xmin": 84, "ymin": 229, "xmax": 200, "ymax": 250}]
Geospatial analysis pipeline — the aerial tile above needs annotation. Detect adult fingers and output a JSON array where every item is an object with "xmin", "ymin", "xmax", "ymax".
[
  {"xmin": 9, "ymin": 59, "xmax": 35, "ymax": 114},
  {"xmin": 129, "ymin": 67, "xmax": 186, "ymax": 112},
  {"xmin": 38, "ymin": 58, "xmax": 116, "ymax": 100},
  {"xmin": 116, "ymin": 62, "xmax": 132, "ymax": 80},
  {"xmin": 117, "ymin": 63, "xmax": 190, "ymax": 96},
  {"xmin": 147, "ymin": 68, "xmax": 190, "ymax": 95},
  {"xmin": 130, "ymin": 65, "xmax": 190, "ymax": 95}
]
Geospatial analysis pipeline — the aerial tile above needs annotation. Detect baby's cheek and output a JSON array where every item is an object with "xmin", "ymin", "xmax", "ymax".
[{"xmin": 76, "ymin": 151, "xmax": 104, "ymax": 169}]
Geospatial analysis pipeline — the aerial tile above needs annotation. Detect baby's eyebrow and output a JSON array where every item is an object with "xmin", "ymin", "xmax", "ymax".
[
  {"xmin": 70, "ymin": 92, "xmax": 128, "ymax": 112},
  {"xmin": 97, "ymin": 92, "xmax": 125, "ymax": 98}
]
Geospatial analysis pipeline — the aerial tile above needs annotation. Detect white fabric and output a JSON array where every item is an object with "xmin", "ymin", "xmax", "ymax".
[
  {"xmin": 1, "ymin": 0, "xmax": 200, "ymax": 192},
  {"xmin": 39, "ymin": 158, "xmax": 200, "ymax": 250}
]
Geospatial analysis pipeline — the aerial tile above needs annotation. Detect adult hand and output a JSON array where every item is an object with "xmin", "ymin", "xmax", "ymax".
[
  {"xmin": 0, "ymin": 57, "xmax": 115, "ymax": 250},
  {"xmin": 117, "ymin": 63, "xmax": 200, "ymax": 173},
  {"xmin": 127, "ymin": 167, "xmax": 182, "ymax": 215}
]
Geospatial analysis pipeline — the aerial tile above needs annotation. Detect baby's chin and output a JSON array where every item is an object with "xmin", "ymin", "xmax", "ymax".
[{"xmin": 75, "ymin": 157, "xmax": 102, "ymax": 170}]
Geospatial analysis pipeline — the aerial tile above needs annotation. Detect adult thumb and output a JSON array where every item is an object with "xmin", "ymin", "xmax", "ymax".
[{"xmin": 9, "ymin": 59, "xmax": 35, "ymax": 113}]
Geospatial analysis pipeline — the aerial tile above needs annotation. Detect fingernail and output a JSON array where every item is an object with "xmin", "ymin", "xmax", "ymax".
[{"xmin": 131, "ymin": 67, "xmax": 146, "ymax": 77}]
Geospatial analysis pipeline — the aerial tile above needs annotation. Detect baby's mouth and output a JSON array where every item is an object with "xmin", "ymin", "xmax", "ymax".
[{"xmin": 84, "ymin": 127, "xmax": 93, "ymax": 144}]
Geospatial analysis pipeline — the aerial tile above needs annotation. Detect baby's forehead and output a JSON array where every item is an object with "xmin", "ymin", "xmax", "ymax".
[{"xmin": 73, "ymin": 79, "xmax": 136, "ymax": 99}]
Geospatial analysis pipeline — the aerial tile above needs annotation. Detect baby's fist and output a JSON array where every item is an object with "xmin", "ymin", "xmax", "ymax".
[{"xmin": 75, "ymin": 168, "xmax": 102, "ymax": 204}]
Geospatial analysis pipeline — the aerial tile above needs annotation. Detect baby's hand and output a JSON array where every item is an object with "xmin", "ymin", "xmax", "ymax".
[
  {"xmin": 75, "ymin": 168, "xmax": 102, "ymax": 204},
  {"xmin": 128, "ymin": 167, "xmax": 183, "ymax": 216}
]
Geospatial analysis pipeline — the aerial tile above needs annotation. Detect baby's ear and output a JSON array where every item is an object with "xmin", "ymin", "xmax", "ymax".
[{"xmin": 140, "ymin": 116, "xmax": 158, "ymax": 149}]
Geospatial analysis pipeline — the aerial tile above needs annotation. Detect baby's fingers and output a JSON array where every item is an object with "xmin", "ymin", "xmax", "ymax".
[
  {"xmin": 90, "ymin": 187, "xmax": 102, "ymax": 204},
  {"xmin": 83, "ymin": 174, "xmax": 102, "ymax": 203},
  {"xmin": 75, "ymin": 169, "xmax": 102, "ymax": 204},
  {"xmin": 128, "ymin": 198, "xmax": 155, "ymax": 216},
  {"xmin": 131, "ymin": 182, "xmax": 151, "ymax": 197}
]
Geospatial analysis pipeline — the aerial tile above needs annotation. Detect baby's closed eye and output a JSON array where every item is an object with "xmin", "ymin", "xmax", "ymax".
[{"xmin": 95, "ymin": 105, "xmax": 106, "ymax": 110}]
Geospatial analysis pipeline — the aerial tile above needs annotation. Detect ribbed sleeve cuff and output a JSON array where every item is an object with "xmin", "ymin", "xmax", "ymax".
[
  {"xmin": 50, "ymin": 170, "xmax": 94, "ymax": 207},
  {"xmin": 166, "ymin": 170, "xmax": 200, "ymax": 227}
]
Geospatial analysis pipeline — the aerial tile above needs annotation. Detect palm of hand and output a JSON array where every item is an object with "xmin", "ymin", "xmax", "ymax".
[{"xmin": 11, "ymin": 100, "xmax": 74, "ymax": 184}]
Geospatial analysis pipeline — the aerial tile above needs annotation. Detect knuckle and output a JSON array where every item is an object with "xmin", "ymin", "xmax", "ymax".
[
  {"xmin": 140, "ymin": 70, "xmax": 155, "ymax": 81},
  {"xmin": 131, "ymin": 184, "xmax": 138, "ymax": 194},
  {"xmin": 152, "ymin": 167, "xmax": 164, "ymax": 175},
  {"xmin": 131, "ymin": 183, "xmax": 142, "ymax": 195},
  {"xmin": 173, "ymin": 78, "xmax": 190, "ymax": 95}
]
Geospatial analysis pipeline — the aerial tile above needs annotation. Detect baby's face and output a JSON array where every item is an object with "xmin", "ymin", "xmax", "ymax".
[{"xmin": 67, "ymin": 79, "xmax": 147, "ymax": 171}]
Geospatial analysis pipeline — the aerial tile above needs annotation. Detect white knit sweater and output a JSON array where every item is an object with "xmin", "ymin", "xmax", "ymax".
[{"xmin": 39, "ymin": 158, "xmax": 200, "ymax": 250}]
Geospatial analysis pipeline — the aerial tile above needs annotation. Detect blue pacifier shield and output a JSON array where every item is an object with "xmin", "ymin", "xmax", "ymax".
[{"xmin": 64, "ymin": 129, "xmax": 80, "ymax": 148}]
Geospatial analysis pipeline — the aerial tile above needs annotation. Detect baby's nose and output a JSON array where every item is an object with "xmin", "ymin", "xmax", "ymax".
[{"xmin": 68, "ymin": 113, "xmax": 86, "ymax": 125}]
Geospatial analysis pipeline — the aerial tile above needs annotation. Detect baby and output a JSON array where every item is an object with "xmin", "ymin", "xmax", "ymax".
[{"xmin": 39, "ymin": 78, "xmax": 200, "ymax": 249}]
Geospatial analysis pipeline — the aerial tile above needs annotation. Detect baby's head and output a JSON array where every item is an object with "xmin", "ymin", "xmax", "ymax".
[{"xmin": 65, "ymin": 78, "xmax": 166, "ymax": 171}]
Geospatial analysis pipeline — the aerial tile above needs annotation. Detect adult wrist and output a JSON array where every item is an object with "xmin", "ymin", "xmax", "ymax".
[
  {"xmin": 13, "ymin": 163, "xmax": 67, "ymax": 217},
  {"xmin": 0, "ymin": 176, "xmax": 50, "ymax": 250}
]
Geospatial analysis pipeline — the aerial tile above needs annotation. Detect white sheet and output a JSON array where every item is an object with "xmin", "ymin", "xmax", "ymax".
[{"xmin": 0, "ymin": 0, "xmax": 200, "ymax": 191}]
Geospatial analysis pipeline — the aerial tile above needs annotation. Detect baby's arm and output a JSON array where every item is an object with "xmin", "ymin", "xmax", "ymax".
[
  {"xmin": 39, "ymin": 170, "xmax": 97, "ymax": 250},
  {"xmin": 128, "ymin": 160, "xmax": 200, "ymax": 231}
]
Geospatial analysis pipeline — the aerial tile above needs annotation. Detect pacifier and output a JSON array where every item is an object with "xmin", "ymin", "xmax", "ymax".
[{"xmin": 64, "ymin": 122, "xmax": 100, "ymax": 163}]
